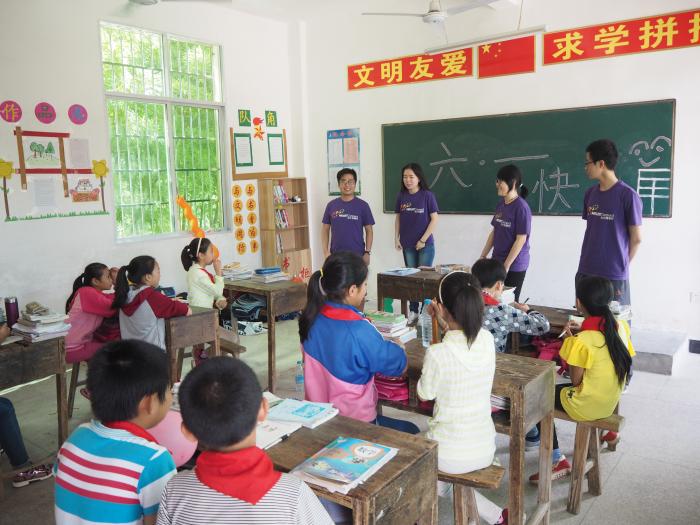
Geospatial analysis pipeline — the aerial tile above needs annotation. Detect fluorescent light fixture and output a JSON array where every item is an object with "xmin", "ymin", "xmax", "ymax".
[{"xmin": 425, "ymin": 25, "xmax": 546, "ymax": 53}]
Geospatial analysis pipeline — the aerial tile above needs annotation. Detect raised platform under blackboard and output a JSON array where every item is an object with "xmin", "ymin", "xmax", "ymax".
[{"xmin": 382, "ymin": 99, "xmax": 675, "ymax": 217}]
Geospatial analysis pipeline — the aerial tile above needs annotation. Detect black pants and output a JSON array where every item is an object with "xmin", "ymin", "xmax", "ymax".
[
  {"xmin": 505, "ymin": 270, "xmax": 527, "ymax": 302},
  {"xmin": 537, "ymin": 383, "xmax": 568, "ymax": 452}
]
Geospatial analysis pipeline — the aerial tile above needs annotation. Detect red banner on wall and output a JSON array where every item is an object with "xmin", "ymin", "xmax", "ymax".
[
  {"xmin": 544, "ymin": 8, "xmax": 700, "ymax": 64},
  {"xmin": 478, "ymin": 35, "xmax": 535, "ymax": 78},
  {"xmin": 347, "ymin": 47, "xmax": 473, "ymax": 90}
]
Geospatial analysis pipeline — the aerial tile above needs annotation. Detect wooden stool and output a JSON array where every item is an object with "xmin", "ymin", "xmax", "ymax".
[
  {"xmin": 554, "ymin": 409, "xmax": 625, "ymax": 515},
  {"xmin": 67, "ymin": 361, "xmax": 88, "ymax": 418},
  {"xmin": 438, "ymin": 464, "xmax": 506, "ymax": 525},
  {"xmin": 175, "ymin": 330, "xmax": 247, "ymax": 379}
]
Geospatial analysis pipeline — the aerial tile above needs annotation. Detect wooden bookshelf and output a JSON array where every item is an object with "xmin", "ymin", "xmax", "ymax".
[{"xmin": 259, "ymin": 177, "xmax": 312, "ymax": 281}]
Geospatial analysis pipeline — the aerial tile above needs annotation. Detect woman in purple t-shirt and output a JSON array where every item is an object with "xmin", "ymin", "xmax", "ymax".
[
  {"xmin": 395, "ymin": 163, "xmax": 439, "ymax": 318},
  {"xmin": 479, "ymin": 164, "xmax": 532, "ymax": 301}
]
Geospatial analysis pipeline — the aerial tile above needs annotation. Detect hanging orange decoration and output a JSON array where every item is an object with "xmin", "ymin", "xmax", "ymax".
[
  {"xmin": 245, "ymin": 183, "xmax": 255, "ymax": 196},
  {"xmin": 233, "ymin": 199, "xmax": 243, "ymax": 213},
  {"xmin": 237, "ymin": 242, "xmax": 247, "ymax": 255},
  {"xmin": 247, "ymin": 212, "xmax": 257, "ymax": 225},
  {"xmin": 234, "ymin": 214, "xmax": 244, "ymax": 227},
  {"xmin": 248, "ymin": 225, "xmax": 258, "ymax": 238},
  {"xmin": 250, "ymin": 239, "xmax": 259, "ymax": 253},
  {"xmin": 232, "ymin": 184, "xmax": 242, "ymax": 198},
  {"xmin": 246, "ymin": 198, "xmax": 256, "ymax": 211},
  {"xmin": 176, "ymin": 195, "xmax": 219, "ymax": 258},
  {"xmin": 235, "ymin": 228, "xmax": 245, "ymax": 241}
]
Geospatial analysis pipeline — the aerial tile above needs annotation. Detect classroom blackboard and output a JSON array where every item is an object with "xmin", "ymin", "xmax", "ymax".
[{"xmin": 382, "ymin": 100, "xmax": 674, "ymax": 217}]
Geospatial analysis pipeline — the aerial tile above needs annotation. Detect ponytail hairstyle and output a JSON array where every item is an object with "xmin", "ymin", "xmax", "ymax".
[
  {"xmin": 400, "ymin": 162, "xmax": 429, "ymax": 192},
  {"xmin": 66, "ymin": 263, "xmax": 109, "ymax": 313},
  {"xmin": 181, "ymin": 237, "xmax": 212, "ymax": 271},
  {"xmin": 437, "ymin": 271, "xmax": 484, "ymax": 346},
  {"xmin": 112, "ymin": 256, "xmax": 157, "ymax": 309},
  {"xmin": 298, "ymin": 251, "xmax": 368, "ymax": 343},
  {"xmin": 497, "ymin": 164, "xmax": 529, "ymax": 200},
  {"xmin": 575, "ymin": 276, "xmax": 632, "ymax": 386}
]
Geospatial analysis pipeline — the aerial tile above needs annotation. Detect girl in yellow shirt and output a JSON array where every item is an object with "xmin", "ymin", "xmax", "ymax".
[{"xmin": 530, "ymin": 276, "xmax": 634, "ymax": 483}]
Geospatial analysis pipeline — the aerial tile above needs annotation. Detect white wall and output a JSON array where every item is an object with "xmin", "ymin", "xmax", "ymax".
[
  {"xmin": 295, "ymin": 0, "xmax": 700, "ymax": 337},
  {"xmin": 0, "ymin": 0, "xmax": 296, "ymax": 313}
]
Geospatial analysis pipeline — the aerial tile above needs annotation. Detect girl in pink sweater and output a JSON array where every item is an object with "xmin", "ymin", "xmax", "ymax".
[{"xmin": 65, "ymin": 263, "xmax": 120, "ymax": 364}]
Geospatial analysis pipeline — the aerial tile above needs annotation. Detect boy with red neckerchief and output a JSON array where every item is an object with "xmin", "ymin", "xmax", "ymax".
[
  {"xmin": 156, "ymin": 357, "xmax": 333, "ymax": 525},
  {"xmin": 54, "ymin": 340, "xmax": 176, "ymax": 525}
]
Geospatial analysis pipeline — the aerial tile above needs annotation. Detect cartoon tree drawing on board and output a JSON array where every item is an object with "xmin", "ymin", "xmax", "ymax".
[
  {"xmin": 45, "ymin": 141, "xmax": 55, "ymax": 158},
  {"xmin": 91, "ymin": 160, "xmax": 109, "ymax": 212},
  {"xmin": 0, "ymin": 159, "xmax": 13, "ymax": 219}
]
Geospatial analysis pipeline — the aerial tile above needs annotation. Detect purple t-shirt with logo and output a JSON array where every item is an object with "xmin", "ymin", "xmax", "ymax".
[
  {"xmin": 578, "ymin": 181, "xmax": 643, "ymax": 280},
  {"xmin": 491, "ymin": 197, "xmax": 532, "ymax": 272},
  {"xmin": 322, "ymin": 197, "xmax": 375, "ymax": 255},
  {"xmin": 395, "ymin": 189, "xmax": 439, "ymax": 248}
]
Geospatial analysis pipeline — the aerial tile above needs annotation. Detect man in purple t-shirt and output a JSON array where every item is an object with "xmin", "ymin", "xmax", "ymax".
[
  {"xmin": 321, "ymin": 168, "xmax": 375, "ymax": 265},
  {"xmin": 576, "ymin": 139, "xmax": 643, "ymax": 307}
]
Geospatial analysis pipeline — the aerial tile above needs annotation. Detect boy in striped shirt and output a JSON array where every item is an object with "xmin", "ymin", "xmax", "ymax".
[
  {"xmin": 55, "ymin": 340, "xmax": 176, "ymax": 525},
  {"xmin": 156, "ymin": 357, "xmax": 333, "ymax": 525}
]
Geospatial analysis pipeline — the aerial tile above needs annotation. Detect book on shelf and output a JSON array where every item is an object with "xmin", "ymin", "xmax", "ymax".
[
  {"xmin": 291, "ymin": 436, "xmax": 398, "ymax": 494},
  {"xmin": 267, "ymin": 398, "xmax": 339, "ymax": 429},
  {"xmin": 256, "ymin": 419, "xmax": 302, "ymax": 450}
]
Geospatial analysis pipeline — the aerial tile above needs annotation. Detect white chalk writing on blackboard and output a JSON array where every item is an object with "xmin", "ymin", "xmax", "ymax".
[
  {"xmin": 628, "ymin": 136, "xmax": 671, "ymax": 168},
  {"xmin": 493, "ymin": 154, "xmax": 550, "ymax": 164},
  {"xmin": 636, "ymin": 168, "xmax": 670, "ymax": 215},
  {"xmin": 429, "ymin": 142, "xmax": 471, "ymax": 189},
  {"xmin": 532, "ymin": 166, "xmax": 580, "ymax": 212}
]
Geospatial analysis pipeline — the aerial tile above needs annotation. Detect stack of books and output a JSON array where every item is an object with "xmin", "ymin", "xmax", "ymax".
[
  {"xmin": 291, "ymin": 436, "xmax": 398, "ymax": 494},
  {"xmin": 267, "ymin": 398, "xmax": 339, "ymax": 429},
  {"xmin": 365, "ymin": 310, "xmax": 417, "ymax": 343},
  {"xmin": 222, "ymin": 262, "xmax": 253, "ymax": 280},
  {"xmin": 252, "ymin": 267, "xmax": 290, "ymax": 283},
  {"xmin": 12, "ymin": 310, "xmax": 70, "ymax": 343},
  {"xmin": 272, "ymin": 182, "xmax": 289, "ymax": 205},
  {"xmin": 274, "ymin": 208, "xmax": 292, "ymax": 228}
]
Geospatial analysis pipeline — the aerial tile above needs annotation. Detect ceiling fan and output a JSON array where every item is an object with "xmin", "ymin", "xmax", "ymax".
[{"xmin": 362, "ymin": 0, "xmax": 498, "ymax": 25}]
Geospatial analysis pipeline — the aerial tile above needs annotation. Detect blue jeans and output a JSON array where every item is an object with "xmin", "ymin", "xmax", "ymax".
[
  {"xmin": 373, "ymin": 415, "xmax": 420, "ymax": 435},
  {"xmin": 402, "ymin": 244, "xmax": 436, "ymax": 313},
  {"xmin": 0, "ymin": 397, "xmax": 30, "ymax": 467}
]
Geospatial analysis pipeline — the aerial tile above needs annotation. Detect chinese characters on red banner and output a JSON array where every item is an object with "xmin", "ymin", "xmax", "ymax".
[
  {"xmin": 347, "ymin": 47, "xmax": 472, "ymax": 90},
  {"xmin": 544, "ymin": 8, "xmax": 700, "ymax": 64}
]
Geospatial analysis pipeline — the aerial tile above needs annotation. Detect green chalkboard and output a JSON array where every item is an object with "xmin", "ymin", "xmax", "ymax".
[{"xmin": 382, "ymin": 100, "xmax": 674, "ymax": 217}]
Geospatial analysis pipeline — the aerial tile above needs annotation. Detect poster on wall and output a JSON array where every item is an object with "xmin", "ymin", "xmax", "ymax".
[
  {"xmin": 327, "ymin": 128, "xmax": 361, "ymax": 196},
  {"xmin": 1, "ymin": 125, "xmax": 108, "ymax": 222},
  {"xmin": 230, "ymin": 107, "xmax": 286, "ymax": 179}
]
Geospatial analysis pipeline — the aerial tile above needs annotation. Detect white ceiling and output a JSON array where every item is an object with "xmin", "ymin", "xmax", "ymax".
[{"xmin": 225, "ymin": 0, "xmax": 518, "ymax": 21}]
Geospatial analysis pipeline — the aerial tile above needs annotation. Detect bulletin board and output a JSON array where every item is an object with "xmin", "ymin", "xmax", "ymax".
[
  {"xmin": 230, "ymin": 108, "xmax": 287, "ymax": 180},
  {"xmin": 2, "ymin": 126, "xmax": 108, "ymax": 222}
]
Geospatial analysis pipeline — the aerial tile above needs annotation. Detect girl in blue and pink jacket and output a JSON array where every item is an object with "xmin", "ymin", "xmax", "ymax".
[{"xmin": 299, "ymin": 251, "xmax": 419, "ymax": 434}]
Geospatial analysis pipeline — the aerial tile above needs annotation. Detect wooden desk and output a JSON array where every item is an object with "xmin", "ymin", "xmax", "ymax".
[
  {"xmin": 380, "ymin": 340, "xmax": 555, "ymax": 525},
  {"xmin": 377, "ymin": 270, "xmax": 448, "ymax": 316},
  {"xmin": 223, "ymin": 279, "xmax": 307, "ymax": 393},
  {"xmin": 267, "ymin": 414, "xmax": 438, "ymax": 525},
  {"xmin": 165, "ymin": 306, "xmax": 220, "ymax": 382},
  {"xmin": 0, "ymin": 337, "xmax": 68, "ymax": 445}
]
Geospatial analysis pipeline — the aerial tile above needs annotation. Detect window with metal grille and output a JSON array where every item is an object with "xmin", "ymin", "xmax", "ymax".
[{"xmin": 100, "ymin": 22, "xmax": 224, "ymax": 239}]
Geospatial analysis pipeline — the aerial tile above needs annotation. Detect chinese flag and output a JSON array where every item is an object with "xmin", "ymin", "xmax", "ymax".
[{"xmin": 478, "ymin": 35, "xmax": 536, "ymax": 78}]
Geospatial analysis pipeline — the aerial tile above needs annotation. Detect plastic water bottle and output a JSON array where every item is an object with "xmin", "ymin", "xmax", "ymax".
[
  {"xmin": 420, "ymin": 299, "xmax": 433, "ymax": 348},
  {"xmin": 294, "ymin": 360, "xmax": 304, "ymax": 398}
]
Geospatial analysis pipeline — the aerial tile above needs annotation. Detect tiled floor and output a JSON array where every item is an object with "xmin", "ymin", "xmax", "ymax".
[{"xmin": 2, "ymin": 321, "xmax": 699, "ymax": 524}]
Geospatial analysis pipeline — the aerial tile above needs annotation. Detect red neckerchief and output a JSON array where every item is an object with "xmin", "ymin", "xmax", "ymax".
[
  {"xmin": 482, "ymin": 292, "xmax": 500, "ymax": 306},
  {"xmin": 581, "ymin": 315, "xmax": 616, "ymax": 333},
  {"xmin": 104, "ymin": 421, "xmax": 158, "ymax": 443},
  {"xmin": 320, "ymin": 303, "xmax": 365, "ymax": 321},
  {"xmin": 200, "ymin": 267, "xmax": 215, "ymax": 284},
  {"xmin": 196, "ymin": 447, "xmax": 281, "ymax": 505}
]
